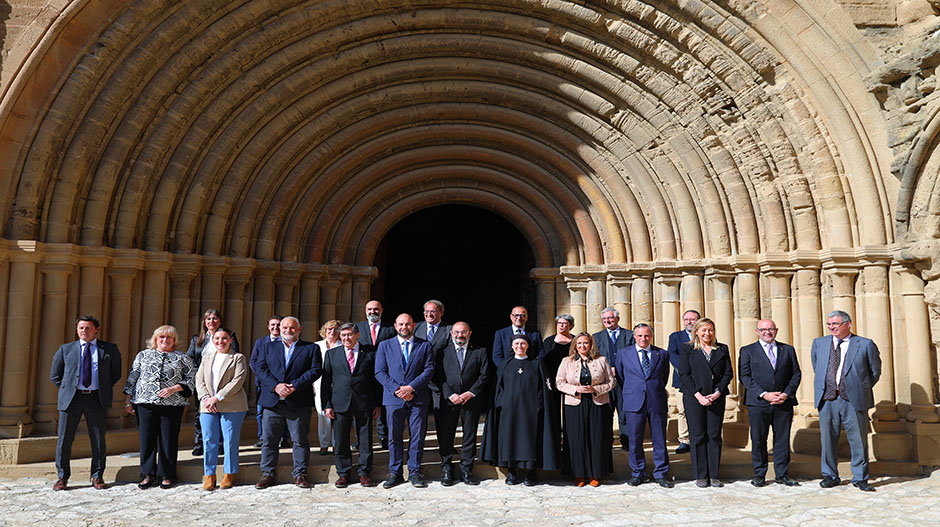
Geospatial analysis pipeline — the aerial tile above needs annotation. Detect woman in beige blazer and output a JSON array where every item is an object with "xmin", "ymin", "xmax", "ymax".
[
  {"xmin": 555, "ymin": 332, "xmax": 616, "ymax": 487},
  {"xmin": 196, "ymin": 327, "xmax": 248, "ymax": 490}
]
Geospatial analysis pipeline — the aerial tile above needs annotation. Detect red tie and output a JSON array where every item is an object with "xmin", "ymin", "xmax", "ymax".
[
  {"xmin": 347, "ymin": 349, "xmax": 356, "ymax": 372},
  {"xmin": 370, "ymin": 324, "xmax": 377, "ymax": 345}
]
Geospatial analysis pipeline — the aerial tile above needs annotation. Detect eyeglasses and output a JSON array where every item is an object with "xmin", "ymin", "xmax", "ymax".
[
  {"xmin": 511, "ymin": 314, "xmax": 526, "ymax": 318},
  {"xmin": 756, "ymin": 328, "xmax": 777, "ymax": 333},
  {"xmin": 826, "ymin": 321, "xmax": 848, "ymax": 328}
]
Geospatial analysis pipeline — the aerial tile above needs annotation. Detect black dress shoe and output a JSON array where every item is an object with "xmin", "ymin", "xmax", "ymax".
[
  {"xmin": 820, "ymin": 475, "xmax": 841, "ymax": 488},
  {"xmin": 751, "ymin": 477, "xmax": 766, "ymax": 487},
  {"xmin": 383, "ymin": 473, "xmax": 404, "ymax": 489},
  {"xmin": 619, "ymin": 436, "xmax": 629, "ymax": 451},
  {"xmin": 137, "ymin": 476, "xmax": 155, "ymax": 489},
  {"xmin": 505, "ymin": 473, "xmax": 519, "ymax": 485},
  {"xmin": 523, "ymin": 471, "xmax": 537, "ymax": 487},
  {"xmin": 351, "ymin": 442, "xmax": 359, "ymax": 452},
  {"xmin": 441, "ymin": 467, "xmax": 455, "ymax": 487},
  {"xmin": 379, "ymin": 439, "xmax": 389, "ymax": 450},
  {"xmin": 627, "ymin": 476, "xmax": 646, "ymax": 486},
  {"xmin": 159, "ymin": 479, "xmax": 174, "ymax": 489},
  {"xmin": 253, "ymin": 440, "xmax": 263, "ymax": 448},
  {"xmin": 775, "ymin": 475, "xmax": 800, "ymax": 487},
  {"xmin": 695, "ymin": 479, "xmax": 709, "ymax": 488},
  {"xmin": 191, "ymin": 444, "xmax": 203, "ymax": 456},
  {"xmin": 461, "ymin": 472, "xmax": 479, "ymax": 485},
  {"xmin": 853, "ymin": 480, "xmax": 875, "ymax": 492},
  {"xmin": 279, "ymin": 438, "xmax": 291, "ymax": 449},
  {"xmin": 410, "ymin": 473, "xmax": 428, "ymax": 488},
  {"xmin": 655, "ymin": 478, "xmax": 674, "ymax": 488},
  {"xmin": 675, "ymin": 443, "xmax": 690, "ymax": 454}
]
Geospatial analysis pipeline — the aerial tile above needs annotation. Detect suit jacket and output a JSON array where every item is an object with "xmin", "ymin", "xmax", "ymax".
[
  {"xmin": 414, "ymin": 321, "xmax": 452, "ymax": 354},
  {"xmin": 492, "ymin": 326, "xmax": 543, "ymax": 367},
  {"xmin": 321, "ymin": 344, "xmax": 379, "ymax": 414},
  {"xmin": 250, "ymin": 339, "xmax": 322, "ymax": 409},
  {"xmin": 614, "ymin": 345, "xmax": 670, "ymax": 413},
  {"xmin": 739, "ymin": 340, "xmax": 801, "ymax": 408},
  {"xmin": 811, "ymin": 334, "xmax": 881, "ymax": 411},
  {"xmin": 677, "ymin": 342, "xmax": 733, "ymax": 397},
  {"xmin": 195, "ymin": 351, "xmax": 249, "ymax": 413},
  {"xmin": 375, "ymin": 337, "xmax": 435, "ymax": 407},
  {"xmin": 50, "ymin": 339, "xmax": 122, "ymax": 411},
  {"xmin": 667, "ymin": 329, "xmax": 692, "ymax": 388},
  {"xmin": 433, "ymin": 342, "xmax": 489, "ymax": 409},
  {"xmin": 592, "ymin": 326, "xmax": 634, "ymax": 373},
  {"xmin": 356, "ymin": 320, "xmax": 396, "ymax": 346},
  {"xmin": 554, "ymin": 355, "xmax": 616, "ymax": 406}
]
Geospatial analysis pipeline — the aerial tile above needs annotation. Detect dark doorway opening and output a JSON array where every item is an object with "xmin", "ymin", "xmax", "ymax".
[{"xmin": 372, "ymin": 204, "xmax": 538, "ymax": 349}]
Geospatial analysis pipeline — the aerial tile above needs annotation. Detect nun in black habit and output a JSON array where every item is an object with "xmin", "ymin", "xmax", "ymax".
[{"xmin": 481, "ymin": 334, "xmax": 559, "ymax": 485}]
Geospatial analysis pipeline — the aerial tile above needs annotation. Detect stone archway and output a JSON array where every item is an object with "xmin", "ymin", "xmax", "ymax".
[{"xmin": 0, "ymin": 0, "xmax": 936, "ymax": 466}]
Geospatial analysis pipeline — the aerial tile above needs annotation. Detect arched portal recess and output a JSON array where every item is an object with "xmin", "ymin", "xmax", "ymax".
[{"xmin": 372, "ymin": 204, "xmax": 537, "ymax": 346}]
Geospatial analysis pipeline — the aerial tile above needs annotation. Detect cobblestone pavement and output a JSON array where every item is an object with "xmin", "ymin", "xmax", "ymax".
[{"xmin": 1, "ymin": 471, "xmax": 937, "ymax": 527}]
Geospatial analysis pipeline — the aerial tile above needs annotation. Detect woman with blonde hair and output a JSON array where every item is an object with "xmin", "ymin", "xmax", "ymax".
[
  {"xmin": 677, "ymin": 318, "xmax": 733, "ymax": 488},
  {"xmin": 313, "ymin": 320, "xmax": 342, "ymax": 455},
  {"xmin": 124, "ymin": 325, "xmax": 195, "ymax": 489},
  {"xmin": 555, "ymin": 333, "xmax": 616, "ymax": 486},
  {"xmin": 196, "ymin": 327, "xmax": 248, "ymax": 490}
]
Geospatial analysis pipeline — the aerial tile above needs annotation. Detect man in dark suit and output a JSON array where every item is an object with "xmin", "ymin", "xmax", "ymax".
[
  {"xmin": 812, "ymin": 310, "xmax": 881, "ymax": 492},
  {"xmin": 491, "ymin": 306, "xmax": 542, "ymax": 367},
  {"xmin": 739, "ymin": 319, "xmax": 802, "ymax": 487},
  {"xmin": 614, "ymin": 323, "xmax": 672, "ymax": 488},
  {"xmin": 433, "ymin": 321, "xmax": 489, "ymax": 486},
  {"xmin": 250, "ymin": 316, "xmax": 322, "ymax": 489},
  {"xmin": 667, "ymin": 309, "xmax": 699, "ymax": 454},
  {"xmin": 593, "ymin": 307, "xmax": 634, "ymax": 450},
  {"xmin": 375, "ymin": 313, "xmax": 435, "ymax": 488},
  {"xmin": 49, "ymin": 315, "xmax": 122, "ymax": 491},
  {"xmin": 414, "ymin": 299, "xmax": 451, "ymax": 354},
  {"xmin": 322, "ymin": 323, "xmax": 380, "ymax": 488},
  {"xmin": 252, "ymin": 315, "xmax": 288, "ymax": 448},
  {"xmin": 356, "ymin": 299, "xmax": 395, "ymax": 449}
]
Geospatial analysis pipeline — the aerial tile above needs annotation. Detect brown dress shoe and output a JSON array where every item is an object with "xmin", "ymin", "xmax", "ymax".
[
  {"xmin": 359, "ymin": 475, "xmax": 372, "ymax": 487},
  {"xmin": 220, "ymin": 474, "xmax": 235, "ymax": 489},
  {"xmin": 53, "ymin": 478, "xmax": 68, "ymax": 491},
  {"xmin": 335, "ymin": 476, "xmax": 349, "ymax": 488},
  {"xmin": 255, "ymin": 473, "xmax": 276, "ymax": 489},
  {"xmin": 91, "ymin": 477, "xmax": 106, "ymax": 490},
  {"xmin": 203, "ymin": 475, "xmax": 216, "ymax": 491},
  {"xmin": 294, "ymin": 474, "xmax": 311, "ymax": 488}
]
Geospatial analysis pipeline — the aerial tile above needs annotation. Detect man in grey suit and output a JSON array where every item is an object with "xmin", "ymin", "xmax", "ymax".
[
  {"xmin": 812, "ymin": 310, "xmax": 881, "ymax": 492},
  {"xmin": 49, "ymin": 315, "xmax": 122, "ymax": 490},
  {"xmin": 592, "ymin": 307, "xmax": 634, "ymax": 450}
]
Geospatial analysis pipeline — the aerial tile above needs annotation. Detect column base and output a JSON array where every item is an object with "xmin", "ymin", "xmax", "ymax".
[
  {"xmin": 905, "ymin": 404, "xmax": 940, "ymax": 423},
  {"xmin": 0, "ymin": 407, "xmax": 33, "ymax": 439},
  {"xmin": 909, "ymin": 421, "xmax": 940, "ymax": 465},
  {"xmin": 872, "ymin": 401, "xmax": 901, "ymax": 421}
]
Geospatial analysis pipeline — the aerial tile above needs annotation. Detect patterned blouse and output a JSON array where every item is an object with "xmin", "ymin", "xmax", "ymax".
[{"xmin": 123, "ymin": 349, "xmax": 195, "ymax": 406}]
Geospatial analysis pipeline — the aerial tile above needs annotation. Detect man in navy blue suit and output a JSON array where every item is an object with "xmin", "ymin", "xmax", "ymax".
[
  {"xmin": 812, "ymin": 310, "xmax": 880, "ymax": 492},
  {"xmin": 375, "ymin": 313, "xmax": 435, "ymax": 488},
  {"xmin": 491, "ymin": 306, "xmax": 542, "ymax": 367},
  {"xmin": 614, "ymin": 324, "xmax": 672, "ymax": 488},
  {"xmin": 250, "ymin": 316, "xmax": 322, "ymax": 489},
  {"xmin": 252, "ymin": 315, "xmax": 288, "ymax": 448},
  {"xmin": 593, "ymin": 307, "xmax": 634, "ymax": 450},
  {"xmin": 667, "ymin": 309, "xmax": 699, "ymax": 454}
]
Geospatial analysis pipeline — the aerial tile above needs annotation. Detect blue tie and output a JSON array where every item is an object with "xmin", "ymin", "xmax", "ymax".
[
  {"xmin": 402, "ymin": 341, "xmax": 410, "ymax": 367},
  {"xmin": 640, "ymin": 349, "xmax": 650, "ymax": 378},
  {"xmin": 427, "ymin": 325, "xmax": 435, "ymax": 342},
  {"xmin": 609, "ymin": 331, "xmax": 617, "ymax": 350}
]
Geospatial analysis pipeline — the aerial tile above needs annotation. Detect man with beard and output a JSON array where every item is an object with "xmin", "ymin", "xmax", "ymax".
[{"xmin": 356, "ymin": 300, "xmax": 395, "ymax": 449}]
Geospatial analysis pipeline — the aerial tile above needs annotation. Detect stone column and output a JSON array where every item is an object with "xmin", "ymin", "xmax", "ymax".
[
  {"xmin": 564, "ymin": 279, "xmax": 588, "ymax": 335},
  {"xmin": 0, "ymin": 246, "xmax": 41, "ymax": 437},
  {"xmin": 78, "ymin": 248, "xmax": 111, "ymax": 318},
  {"xmin": 827, "ymin": 268, "xmax": 858, "ymax": 321},
  {"xmin": 898, "ymin": 267, "xmax": 939, "ymax": 422},
  {"xmin": 765, "ymin": 271, "xmax": 794, "ymax": 346},
  {"xmin": 656, "ymin": 273, "xmax": 682, "ymax": 348},
  {"xmin": 200, "ymin": 256, "xmax": 228, "ymax": 312},
  {"xmin": 794, "ymin": 268, "xmax": 822, "ymax": 416},
  {"xmin": 223, "ymin": 262, "xmax": 252, "ymax": 352},
  {"xmin": 632, "ymin": 275, "xmax": 653, "ymax": 329},
  {"xmin": 531, "ymin": 268, "xmax": 559, "ymax": 337},
  {"xmin": 680, "ymin": 273, "xmax": 705, "ymax": 317},
  {"xmin": 607, "ymin": 274, "xmax": 632, "ymax": 328},
  {"xmin": 299, "ymin": 265, "xmax": 325, "ymax": 334},
  {"xmin": 33, "ymin": 255, "xmax": 77, "ymax": 433},
  {"xmin": 140, "ymin": 252, "xmax": 172, "ymax": 347},
  {"xmin": 708, "ymin": 272, "xmax": 735, "ymax": 384},
  {"xmin": 109, "ymin": 253, "xmax": 143, "ymax": 423},
  {"xmin": 735, "ymin": 269, "xmax": 760, "ymax": 351},
  {"xmin": 585, "ymin": 269, "xmax": 606, "ymax": 334},
  {"xmin": 168, "ymin": 261, "xmax": 199, "ymax": 343},
  {"xmin": 251, "ymin": 262, "xmax": 278, "ymax": 341},
  {"xmin": 327, "ymin": 265, "xmax": 351, "ymax": 322},
  {"xmin": 860, "ymin": 263, "xmax": 899, "ymax": 421},
  {"xmin": 276, "ymin": 263, "xmax": 302, "ymax": 318},
  {"xmin": 320, "ymin": 278, "xmax": 341, "ymax": 323}
]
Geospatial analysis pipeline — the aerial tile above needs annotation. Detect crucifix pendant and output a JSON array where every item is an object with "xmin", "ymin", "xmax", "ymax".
[{"xmin": 517, "ymin": 367, "xmax": 523, "ymax": 375}]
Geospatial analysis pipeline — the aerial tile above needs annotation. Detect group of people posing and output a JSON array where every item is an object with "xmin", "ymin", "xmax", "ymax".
[{"xmin": 49, "ymin": 299, "xmax": 881, "ymax": 493}]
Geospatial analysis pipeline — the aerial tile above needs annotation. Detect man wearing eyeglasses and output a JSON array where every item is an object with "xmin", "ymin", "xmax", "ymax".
[
  {"xmin": 491, "ymin": 306, "xmax": 542, "ymax": 367},
  {"xmin": 739, "ymin": 319, "xmax": 801, "ymax": 487},
  {"xmin": 811, "ymin": 310, "xmax": 881, "ymax": 492}
]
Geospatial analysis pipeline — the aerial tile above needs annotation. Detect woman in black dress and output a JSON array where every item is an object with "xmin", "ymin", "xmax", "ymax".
[
  {"xmin": 554, "ymin": 333, "xmax": 615, "ymax": 486},
  {"xmin": 677, "ymin": 317, "xmax": 733, "ymax": 488},
  {"xmin": 542, "ymin": 314, "xmax": 575, "ymax": 417}
]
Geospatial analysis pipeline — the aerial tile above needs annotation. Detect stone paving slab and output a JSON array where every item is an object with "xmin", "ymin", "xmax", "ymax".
[{"xmin": 1, "ymin": 470, "xmax": 938, "ymax": 527}]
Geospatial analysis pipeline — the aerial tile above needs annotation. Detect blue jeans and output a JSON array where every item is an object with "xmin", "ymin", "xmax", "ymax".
[{"xmin": 200, "ymin": 411, "xmax": 245, "ymax": 475}]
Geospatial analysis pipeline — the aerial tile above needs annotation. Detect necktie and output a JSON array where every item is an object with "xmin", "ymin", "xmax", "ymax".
[
  {"xmin": 766, "ymin": 343, "xmax": 777, "ymax": 369},
  {"xmin": 609, "ymin": 330, "xmax": 618, "ymax": 349},
  {"xmin": 456, "ymin": 346, "xmax": 465, "ymax": 369},
  {"xmin": 515, "ymin": 328, "xmax": 522, "ymax": 336},
  {"xmin": 81, "ymin": 342, "xmax": 92, "ymax": 387},
  {"xmin": 427, "ymin": 325, "xmax": 435, "ymax": 342},
  {"xmin": 823, "ymin": 339, "xmax": 843, "ymax": 400},
  {"xmin": 347, "ymin": 349, "xmax": 355, "ymax": 372},
  {"xmin": 370, "ymin": 324, "xmax": 377, "ymax": 345},
  {"xmin": 402, "ymin": 340, "xmax": 410, "ymax": 366},
  {"xmin": 640, "ymin": 348, "xmax": 650, "ymax": 378}
]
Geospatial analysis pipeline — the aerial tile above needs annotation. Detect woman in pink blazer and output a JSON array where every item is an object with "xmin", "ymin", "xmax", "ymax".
[{"xmin": 555, "ymin": 333, "xmax": 616, "ymax": 486}]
